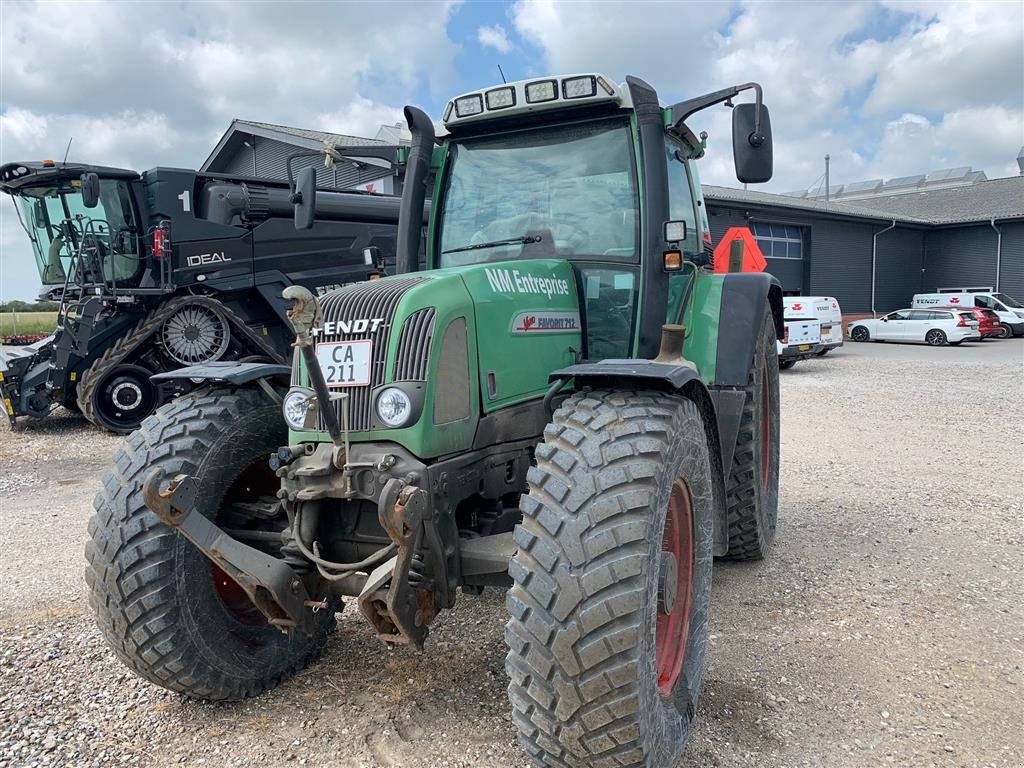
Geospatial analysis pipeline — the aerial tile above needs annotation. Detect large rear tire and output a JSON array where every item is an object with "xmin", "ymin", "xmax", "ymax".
[
  {"xmin": 506, "ymin": 390, "xmax": 715, "ymax": 767},
  {"xmin": 724, "ymin": 306, "xmax": 780, "ymax": 560},
  {"xmin": 85, "ymin": 387, "xmax": 335, "ymax": 700}
]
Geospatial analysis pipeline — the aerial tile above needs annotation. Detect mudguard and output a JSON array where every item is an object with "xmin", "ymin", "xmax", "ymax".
[
  {"xmin": 715, "ymin": 272, "xmax": 783, "ymax": 387},
  {"xmin": 150, "ymin": 361, "xmax": 290, "ymax": 385}
]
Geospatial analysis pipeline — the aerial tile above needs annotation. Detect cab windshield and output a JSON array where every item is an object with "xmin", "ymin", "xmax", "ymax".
[
  {"xmin": 15, "ymin": 178, "xmax": 141, "ymax": 287},
  {"xmin": 438, "ymin": 118, "xmax": 638, "ymax": 267}
]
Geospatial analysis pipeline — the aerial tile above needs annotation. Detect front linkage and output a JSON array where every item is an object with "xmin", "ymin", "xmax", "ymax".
[{"xmin": 140, "ymin": 287, "xmax": 516, "ymax": 649}]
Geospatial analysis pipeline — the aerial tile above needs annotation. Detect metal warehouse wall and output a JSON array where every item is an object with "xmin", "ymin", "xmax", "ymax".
[
  {"xmin": 996, "ymin": 222, "xmax": 1024, "ymax": 300},
  {"xmin": 873, "ymin": 227, "xmax": 925, "ymax": 312},
  {"xmin": 923, "ymin": 226, "xmax": 1001, "ymax": 293},
  {"xmin": 807, "ymin": 220, "xmax": 880, "ymax": 313},
  {"xmin": 220, "ymin": 137, "xmax": 388, "ymax": 189},
  {"xmin": 705, "ymin": 205, "xmax": 806, "ymax": 292}
]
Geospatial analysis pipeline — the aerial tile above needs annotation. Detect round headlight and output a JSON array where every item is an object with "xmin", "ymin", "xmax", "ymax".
[
  {"xmin": 282, "ymin": 388, "xmax": 314, "ymax": 430},
  {"xmin": 376, "ymin": 387, "xmax": 412, "ymax": 428}
]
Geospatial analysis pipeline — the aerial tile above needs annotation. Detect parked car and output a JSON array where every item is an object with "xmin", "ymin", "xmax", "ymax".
[
  {"xmin": 848, "ymin": 309, "xmax": 981, "ymax": 346},
  {"xmin": 940, "ymin": 306, "xmax": 1002, "ymax": 339},
  {"xmin": 779, "ymin": 316, "xmax": 823, "ymax": 369},
  {"xmin": 913, "ymin": 289, "xmax": 1024, "ymax": 338},
  {"xmin": 783, "ymin": 296, "xmax": 844, "ymax": 355}
]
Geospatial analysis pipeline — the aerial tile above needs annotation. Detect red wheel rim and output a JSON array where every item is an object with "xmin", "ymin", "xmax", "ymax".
[
  {"xmin": 760, "ymin": 364, "xmax": 772, "ymax": 489},
  {"xmin": 211, "ymin": 563, "xmax": 264, "ymax": 625},
  {"xmin": 655, "ymin": 479, "xmax": 695, "ymax": 698}
]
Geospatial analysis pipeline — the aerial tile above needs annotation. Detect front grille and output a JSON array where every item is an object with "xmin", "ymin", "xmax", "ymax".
[
  {"xmin": 315, "ymin": 277, "xmax": 425, "ymax": 431},
  {"xmin": 394, "ymin": 308, "xmax": 436, "ymax": 381}
]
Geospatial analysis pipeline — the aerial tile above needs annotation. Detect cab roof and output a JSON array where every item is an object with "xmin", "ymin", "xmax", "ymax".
[{"xmin": 0, "ymin": 161, "xmax": 138, "ymax": 195}]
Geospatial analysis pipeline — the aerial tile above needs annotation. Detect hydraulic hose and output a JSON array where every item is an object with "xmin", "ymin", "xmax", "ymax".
[{"xmin": 291, "ymin": 506, "xmax": 396, "ymax": 580}]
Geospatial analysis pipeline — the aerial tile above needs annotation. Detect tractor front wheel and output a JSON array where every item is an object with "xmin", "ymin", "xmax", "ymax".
[
  {"xmin": 506, "ymin": 390, "xmax": 714, "ymax": 767},
  {"xmin": 85, "ymin": 386, "xmax": 335, "ymax": 700}
]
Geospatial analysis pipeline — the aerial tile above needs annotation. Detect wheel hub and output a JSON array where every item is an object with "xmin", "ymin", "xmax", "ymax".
[
  {"xmin": 111, "ymin": 381, "xmax": 143, "ymax": 410},
  {"xmin": 655, "ymin": 479, "xmax": 695, "ymax": 698}
]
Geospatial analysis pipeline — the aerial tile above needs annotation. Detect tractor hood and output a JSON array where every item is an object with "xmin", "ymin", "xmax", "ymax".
[{"xmin": 296, "ymin": 259, "xmax": 582, "ymax": 458}]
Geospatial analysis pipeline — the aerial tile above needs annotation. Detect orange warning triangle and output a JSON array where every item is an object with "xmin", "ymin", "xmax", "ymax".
[{"xmin": 712, "ymin": 227, "xmax": 767, "ymax": 274}]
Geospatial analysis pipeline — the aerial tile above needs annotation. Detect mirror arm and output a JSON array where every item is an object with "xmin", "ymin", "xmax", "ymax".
[{"xmin": 669, "ymin": 81, "xmax": 764, "ymax": 144}]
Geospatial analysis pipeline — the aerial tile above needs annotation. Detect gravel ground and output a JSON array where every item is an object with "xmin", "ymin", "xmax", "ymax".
[{"xmin": 1, "ymin": 340, "xmax": 1021, "ymax": 768}]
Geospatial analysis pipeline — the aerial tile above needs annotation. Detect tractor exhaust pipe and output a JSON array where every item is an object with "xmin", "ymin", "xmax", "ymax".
[{"xmin": 396, "ymin": 106, "xmax": 434, "ymax": 275}]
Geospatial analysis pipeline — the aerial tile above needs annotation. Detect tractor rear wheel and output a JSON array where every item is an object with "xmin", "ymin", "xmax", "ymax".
[
  {"xmin": 724, "ymin": 306, "xmax": 780, "ymax": 560},
  {"xmin": 85, "ymin": 386, "xmax": 335, "ymax": 700},
  {"xmin": 506, "ymin": 390, "xmax": 714, "ymax": 767}
]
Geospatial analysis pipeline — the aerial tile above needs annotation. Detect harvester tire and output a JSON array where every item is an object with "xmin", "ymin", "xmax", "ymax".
[
  {"xmin": 723, "ymin": 306, "xmax": 780, "ymax": 560},
  {"xmin": 85, "ymin": 386, "xmax": 335, "ymax": 701},
  {"xmin": 506, "ymin": 390, "xmax": 714, "ymax": 767}
]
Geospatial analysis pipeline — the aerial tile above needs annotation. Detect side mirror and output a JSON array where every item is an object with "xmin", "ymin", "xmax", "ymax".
[
  {"xmin": 881, "ymin": 317, "xmax": 888, "ymax": 322},
  {"xmin": 80, "ymin": 172, "xmax": 100, "ymax": 208},
  {"xmin": 293, "ymin": 166, "xmax": 316, "ymax": 230},
  {"xmin": 733, "ymin": 103, "xmax": 773, "ymax": 184}
]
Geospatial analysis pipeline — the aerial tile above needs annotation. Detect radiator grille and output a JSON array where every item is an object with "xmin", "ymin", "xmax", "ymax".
[
  {"xmin": 394, "ymin": 308, "xmax": 436, "ymax": 381},
  {"xmin": 314, "ymin": 277, "xmax": 425, "ymax": 432}
]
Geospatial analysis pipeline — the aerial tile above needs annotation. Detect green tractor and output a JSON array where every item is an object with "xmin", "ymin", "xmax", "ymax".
[{"xmin": 87, "ymin": 73, "xmax": 782, "ymax": 766}]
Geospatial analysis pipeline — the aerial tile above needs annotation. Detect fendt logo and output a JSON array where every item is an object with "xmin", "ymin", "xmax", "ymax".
[
  {"xmin": 313, "ymin": 318, "xmax": 385, "ymax": 337},
  {"xmin": 186, "ymin": 251, "xmax": 232, "ymax": 268}
]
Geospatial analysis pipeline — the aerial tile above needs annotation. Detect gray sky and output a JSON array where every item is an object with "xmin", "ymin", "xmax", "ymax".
[{"xmin": 2, "ymin": 0, "xmax": 1021, "ymax": 301}]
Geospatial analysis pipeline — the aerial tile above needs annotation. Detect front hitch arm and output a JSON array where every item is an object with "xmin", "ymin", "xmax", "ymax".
[
  {"xmin": 358, "ymin": 478, "xmax": 438, "ymax": 649},
  {"xmin": 142, "ymin": 468, "xmax": 319, "ymax": 636}
]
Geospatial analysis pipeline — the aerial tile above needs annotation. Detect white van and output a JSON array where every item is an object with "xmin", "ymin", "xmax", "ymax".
[
  {"xmin": 782, "ymin": 296, "xmax": 844, "ymax": 354},
  {"xmin": 913, "ymin": 288, "xmax": 1024, "ymax": 338}
]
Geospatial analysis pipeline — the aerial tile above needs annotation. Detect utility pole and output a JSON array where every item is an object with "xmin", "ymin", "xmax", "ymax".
[{"xmin": 824, "ymin": 154, "xmax": 830, "ymax": 202}]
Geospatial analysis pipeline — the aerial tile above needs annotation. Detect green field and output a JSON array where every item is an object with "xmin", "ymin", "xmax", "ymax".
[{"xmin": 0, "ymin": 311, "xmax": 58, "ymax": 338}]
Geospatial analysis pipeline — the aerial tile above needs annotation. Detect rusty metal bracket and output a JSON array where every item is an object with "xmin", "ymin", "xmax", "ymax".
[
  {"xmin": 357, "ymin": 479, "xmax": 437, "ymax": 649},
  {"xmin": 142, "ymin": 468, "xmax": 319, "ymax": 636}
]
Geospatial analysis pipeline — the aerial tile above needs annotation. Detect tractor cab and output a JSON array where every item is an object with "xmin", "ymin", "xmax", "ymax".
[
  {"xmin": 399, "ymin": 73, "xmax": 768, "ymax": 363},
  {"xmin": 0, "ymin": 161, "xmax": 145, "ymax": 299}
]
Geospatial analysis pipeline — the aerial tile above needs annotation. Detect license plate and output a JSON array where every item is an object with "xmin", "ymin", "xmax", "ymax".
[
  {"xmin": 316, "ymin": 340, "xmax": 372, "ymax": 387},
  {"xmin": 798, "ymin": 344, "xmax": 811, "ymax": 351}
]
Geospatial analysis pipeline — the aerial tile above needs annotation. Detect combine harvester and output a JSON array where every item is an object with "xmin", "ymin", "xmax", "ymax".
[{"xmin": 0, "ymin": 153, "xmax": 408, "ymax": 431}]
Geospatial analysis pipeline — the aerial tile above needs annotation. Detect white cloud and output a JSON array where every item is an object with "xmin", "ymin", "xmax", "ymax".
[
  {"xmin": 477, "ymin": 24, "xmax": 512, "ymax": 54},
  {"xmin": 317, "ymin": 97, "xmax": 406, "ymax": 140},
  {"xmin": 510, "ymin": 0, "xmax": 1023, "ymax": 192},
  {"xmin": 0, "ymin": 0, "xmax": 463, "ymax": 300},
  {"xmin": 862, "ymin": 2, "xmax": 1024, "ymax": 115},
  {"xmin": 511, "ymin": 0, "xmax": 731, "ymax": 83},
  {"xmin": 0, "ymin": 109, "xmax": 49, "ymax": 150}
]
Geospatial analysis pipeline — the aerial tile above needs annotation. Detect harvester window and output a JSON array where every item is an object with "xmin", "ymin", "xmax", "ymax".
[
  {"xmin": 16, "ymin": 179, "xmax": 141, "ymax": 287},
  {"xmin": 438, "ymin": 118, "xmax": 639, "ymax": 267}
]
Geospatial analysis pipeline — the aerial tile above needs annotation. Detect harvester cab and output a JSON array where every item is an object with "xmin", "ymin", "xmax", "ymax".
[
  {"xmin": 1, "ymin": 162, "xmax": 146, "ymax": 300},
  {"xmin": 92, "ymin": 74, "xmax": 784, "ymax": 768}
]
